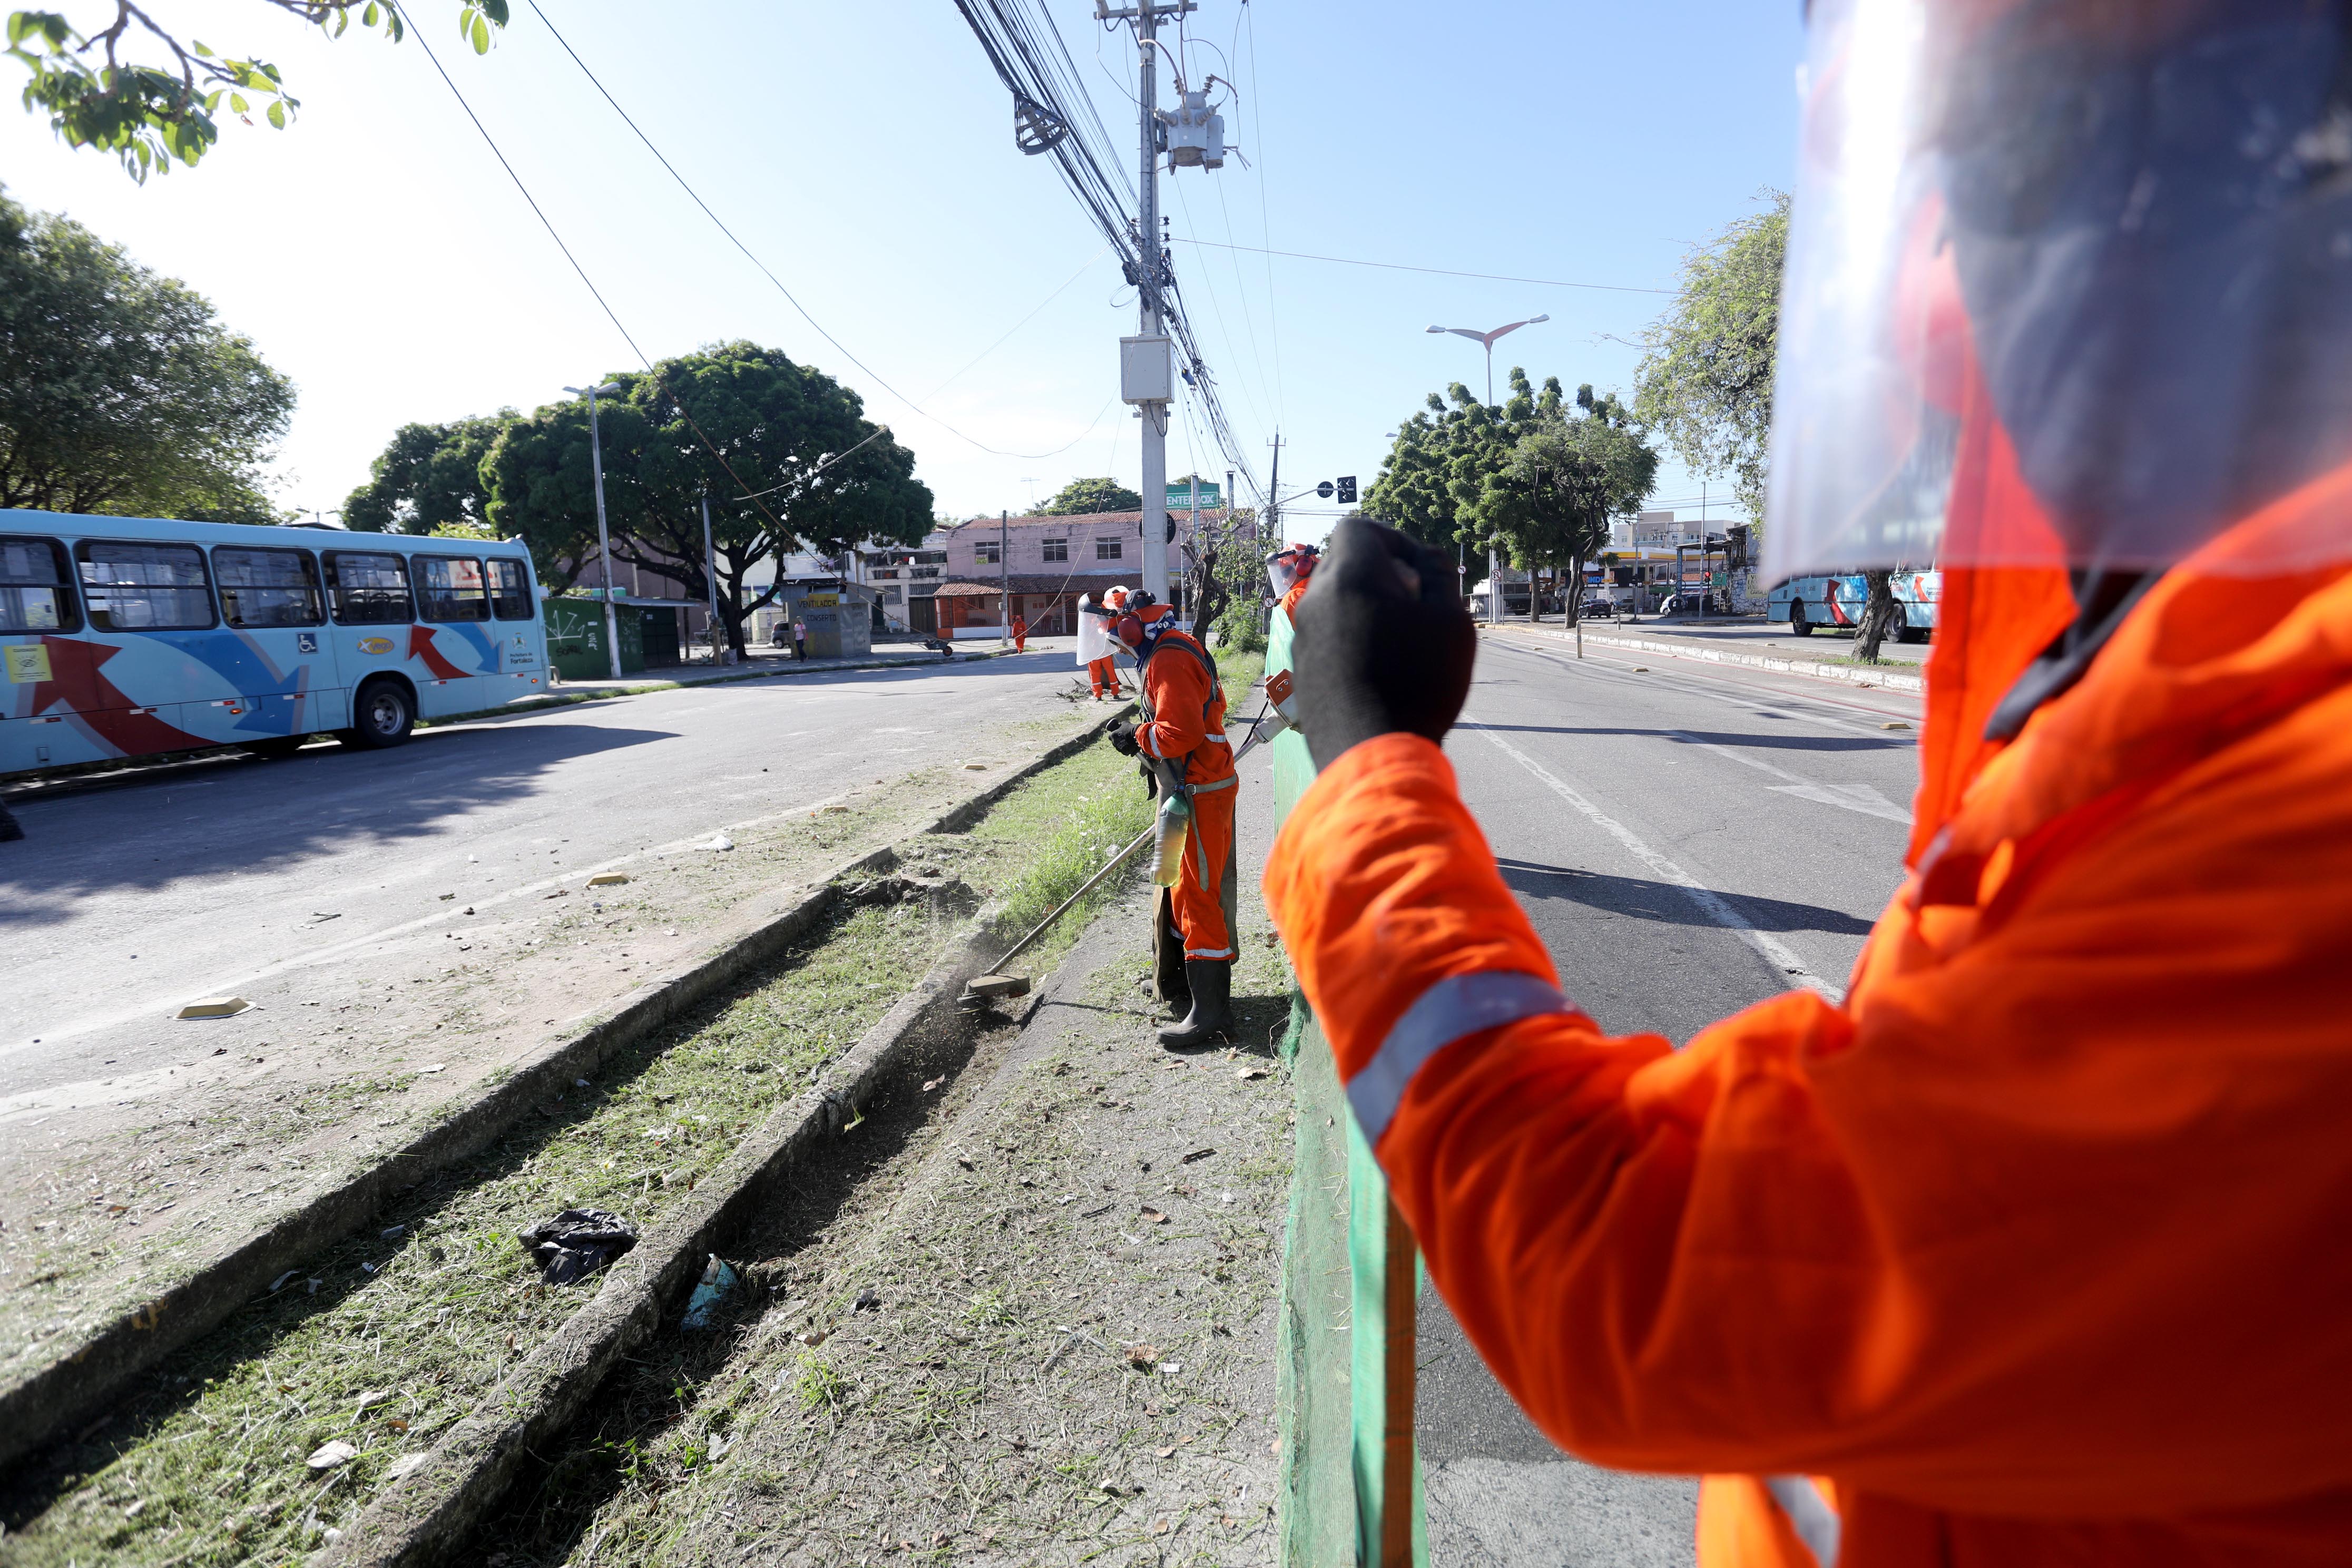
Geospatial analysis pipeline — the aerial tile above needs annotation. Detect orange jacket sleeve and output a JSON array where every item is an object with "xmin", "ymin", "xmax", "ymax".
[
  {"xmin": 1264, "ymin": 728, "xmax": 2352, "ymax": 1518},
  {"xmin": 1138, "ymin": 641, "xmax": 1216, "ymax": 767}
]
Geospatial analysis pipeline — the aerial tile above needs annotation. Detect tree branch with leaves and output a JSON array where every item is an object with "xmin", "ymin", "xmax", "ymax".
[{"xmin": 5, "ymin": 0, "xmax": 505, "ymax": 181}]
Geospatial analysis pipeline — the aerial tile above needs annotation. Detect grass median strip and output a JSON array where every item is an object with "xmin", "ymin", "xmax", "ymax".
[{"xmin": 0, "ymin": 663, "xmax": 1256, "ymax": 1567}]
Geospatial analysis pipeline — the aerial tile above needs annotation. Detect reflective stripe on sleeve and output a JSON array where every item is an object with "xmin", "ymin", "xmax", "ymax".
[
  {"xmin": 1184, "ymin": 946, "xmax": 1234, "ymax": 959},
  {"xmin": 1345, "ymin": 971, "xmax": 1571, "ymax": 1144},
  {"xmin": 1141, "ymin": 727, "xmax": 1165, "ymax": 759},
  {"xmin": 1764, "ymin": 1476, "xmax": 1841, "ymax": 1568}
]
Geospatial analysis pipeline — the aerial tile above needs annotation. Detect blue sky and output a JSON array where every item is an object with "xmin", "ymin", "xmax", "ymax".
[{"xmin": 0, "ymin": 1, "xmax": 1804, "ymax": 539}]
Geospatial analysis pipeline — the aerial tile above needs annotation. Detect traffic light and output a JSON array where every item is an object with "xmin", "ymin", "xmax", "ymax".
[{"xmin": 1336, "ymin": 475, "xmax": 1357, "ymax": 505}]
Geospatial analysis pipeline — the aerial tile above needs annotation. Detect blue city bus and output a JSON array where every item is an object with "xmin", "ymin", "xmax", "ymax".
[
  {"xmin": 1766, "ymin": 570, "xmax": 1941, "ymax": 641},
  {"xmin": 1, "ymin": 510, "xmax": 552, "ymax": 778}
]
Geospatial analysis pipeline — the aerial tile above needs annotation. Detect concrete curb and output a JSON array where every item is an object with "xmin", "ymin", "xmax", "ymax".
[
  {"xmin": 0, "ymin": 703, "xmax": 1128, "ymax": 1474},
  {"xmin": 1500, "ymin": 623, "xmax": 1926, "ymax": 695},
  {"xmin": 325, "ymin": 899, "xmax": 1012, "ymax": 1568}
]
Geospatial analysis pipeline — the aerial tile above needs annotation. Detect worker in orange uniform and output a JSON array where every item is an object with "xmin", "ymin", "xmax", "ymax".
[
  {"xmin": 1075, "ymin": 590, "xmax": 1125, "ymax": 700},
  {"xmin": 1010, "ymin": 612, "xmax": 1028, "ymax": 653},
  {"xmin": 1266, "ymin": 542, "xmax": 1318, "ymax": 629},
  {"xmin": 1268, "ymin": 3, "xmax": 2352, "ymax": 1563},
  {"xmin": 1105, "ymin": 591, "xmax": 1237, "ymax": 1048}
]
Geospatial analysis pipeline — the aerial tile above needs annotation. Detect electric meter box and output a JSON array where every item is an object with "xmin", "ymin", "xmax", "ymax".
[{"xmin": 1120, "ymin": 335, "xmax": 1173, "ymax": 404}]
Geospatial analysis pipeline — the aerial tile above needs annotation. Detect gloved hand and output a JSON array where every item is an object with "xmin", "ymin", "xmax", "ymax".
[
  {"xmin": 1290, "ymin": 516, "xmax": 1475, "ymax": 770},
  {"xmin": 1107, "ymin": 718, "xmax": 1141, "ymax": 757}
]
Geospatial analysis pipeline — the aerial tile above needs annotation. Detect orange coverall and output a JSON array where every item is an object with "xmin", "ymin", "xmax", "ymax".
[
  {"xmin": 1011, "ymin": 615, "xmax": 1027, "ymax": 653},
  {"xmin": 1139, "ymin": 628, "xmax": 1237, "ymax": 962},
  {"xmin": 1266, "ymin": 435, "xmax": 2352, "ymax": 1561},
  {"xmin": 1089, "ymin": 656, "xmax": 1123, "ymax": 699}
]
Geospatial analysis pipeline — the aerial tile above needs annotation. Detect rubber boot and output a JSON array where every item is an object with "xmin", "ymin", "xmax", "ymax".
[
  {"xmin": 1153, "ymin": 889, "xmax": 1190, "ymax": 1013},
  {"xmin": 1158, "ymin": 959, "xmax": 1233, "ymax": 1051},
  {"xmin": 0, "ymin": 804, "xmax": 21, "ymax": 842}
]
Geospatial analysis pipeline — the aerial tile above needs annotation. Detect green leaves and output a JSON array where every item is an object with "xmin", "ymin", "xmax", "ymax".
[
  {"xmin": 1633, "ymin": 190, "xmax": 1788, "ymax": 524},
  {"xmin": 4, "ymin": 3, "xmax": 506, "ymax": 180}
]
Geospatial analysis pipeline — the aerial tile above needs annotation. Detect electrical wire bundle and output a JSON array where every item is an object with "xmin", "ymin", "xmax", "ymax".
[{"xmin": 951, "ymin": 0, "xmax": 1265, "ymax": 510}]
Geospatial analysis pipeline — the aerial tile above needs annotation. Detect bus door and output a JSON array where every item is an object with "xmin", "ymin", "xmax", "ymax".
[
  {"xmin": 67, "ymin": 537, "xmax": 222, "ymax": 759},
  {"xmin": 206, "ymin": 543, "xmax": 346, "ymax": 740},
  {"xmin": 2, "ymin": 533, "xmax": 120, "ymax": 772},
  {"xmin": 323, "ymin": 547, "xmax": 422, "ymax": 714},
  {"xmin": 410, "ymin": 553, "xmax": 499, "ymax": 716},
  {"xmin": 484, "ymin": 556, "xmax": 549, "ymax": 706}
]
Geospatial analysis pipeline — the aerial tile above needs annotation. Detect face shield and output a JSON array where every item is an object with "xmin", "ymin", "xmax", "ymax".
[
  {"xmin": 1768, "ymin": 0, "xmax": 2352, "ymax": 582},
  {"xmin": 1266, "ymin": 545, "xmax": 1318, "ymax": 597}
]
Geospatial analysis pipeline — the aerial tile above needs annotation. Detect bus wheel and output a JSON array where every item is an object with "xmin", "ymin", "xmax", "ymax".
[
  {"xmin": 241, "ymin": 736, "xmax": 310, "ymax": 760},
  {"xmin": 344, "ymin": 679, "xmax": 415, "ymax": 750},
  {"xmin": 1788, "ymin": 610, "xmax": 1815, "ymax": 636}
]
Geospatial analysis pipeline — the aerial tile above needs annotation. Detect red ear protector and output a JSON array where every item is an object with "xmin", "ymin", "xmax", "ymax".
[{"xmin": 1113, "ymin": 592, "xmax": 1164, "ymax": 649}]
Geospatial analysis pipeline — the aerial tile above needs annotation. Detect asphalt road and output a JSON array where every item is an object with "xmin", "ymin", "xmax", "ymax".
[
  {"xmin": 1418, "ymin": 630, "xmax": 1924, "ymax": 1565},
  {"xmin": 0, "ymin": 644, "xmax": 1097, "ymax": 1102}
]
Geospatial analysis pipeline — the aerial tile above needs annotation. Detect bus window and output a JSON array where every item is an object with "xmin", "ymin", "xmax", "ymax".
[
  {"xmin": 214, "ymin": 546, "xmax": 324, "ymax": 628},
  {"xmin": 417, "ymin": 556, "xmax": 491, "ymax": 622},
  {"xmin": 1, "ymin": 537, "xmax": 80, "ymax": 634},
  {"xmin": 486, "ymin": 558, "xmax": 535, "ymax": 621},
  {"xmin": 76, "ymin": 540, "xmax": 215, "ymax": 631},
  {"xmin": 325, "ymin": 552, "xmax": 413, "ymax": 624}
]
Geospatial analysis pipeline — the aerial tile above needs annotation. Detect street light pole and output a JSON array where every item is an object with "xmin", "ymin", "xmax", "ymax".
[
  {"xmin": 565, "ymin": 381, "xmax": 624, "ymax": 680},
  {"xmin": 1426, "ymin": 316, "xmax": 1549, "ymax": 626}
]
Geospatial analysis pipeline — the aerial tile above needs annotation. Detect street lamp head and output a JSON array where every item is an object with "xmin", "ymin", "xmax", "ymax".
[
  {"xmin": 1425, "ymin": 326, "xmax": 1445, "ymax": 334},
  {"xmin": 563, "ymin": 383, "xmax": 622, "ymax": 398},
  {"xmin": 1528, "ymin": 314, "xmax": 1551, "ymax": 325}
]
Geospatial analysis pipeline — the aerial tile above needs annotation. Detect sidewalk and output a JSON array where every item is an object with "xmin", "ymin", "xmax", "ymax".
[{"xmin": 547, "ymin": 638, "xmax": 1010, "ymax": 697}]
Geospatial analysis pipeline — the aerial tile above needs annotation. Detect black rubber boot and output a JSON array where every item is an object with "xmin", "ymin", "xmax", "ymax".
[
  {"xmin": 1158, "ymin": 959, "xmax": 1233, "ymax": 1051},
  {"xmin": 1153, "ymin": 889, "xmax": 1190, "ymax": 1013},
  {"xmin": 0, "ymin": 804, "xmax": 21, "ymax": 843}
]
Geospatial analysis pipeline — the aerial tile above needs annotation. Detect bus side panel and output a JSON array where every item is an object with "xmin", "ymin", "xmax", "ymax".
[
  {"xmin": 1, "ymin": 628, "xmax": 208, "ymax": 768},
  {"xmin": 158, "ymin": 629, "xmax": 350, "ymax": 747},
  {"xmin": 407, "ymin": 620, "xmax": 501, "ymax": 718},
  {"xmin": 330, "ymin": 624, "xmax": 423, "ymax": 723},
  {"xmin": 491, "ymin": 621, "xmax": 551, "ymax": 708}
]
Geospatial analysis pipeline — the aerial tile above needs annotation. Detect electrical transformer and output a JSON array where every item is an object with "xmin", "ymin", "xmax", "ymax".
[{"xmin": 1158, "ymin": 89, "xmax": 1226, "ymax": 170}]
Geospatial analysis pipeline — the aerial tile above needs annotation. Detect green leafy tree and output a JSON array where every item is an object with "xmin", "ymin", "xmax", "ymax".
[
  {"xmin": 1033, "ymin": 476, "xmax": 1141, "ymax": 516},
  {"xmin": 5, "ymin": 2, "xmax": 506, "ymax": 181},
  {"xmin": 1634, "ymin": 189, "xmax": 1786, "ymax": 525},
  {"xmin": 0, "ymin": 187, "xmax": 292, "ymax": 520},
  {"xmin": 486, "ymin": 341, "xmax": 934, "ymax": 655},
  {"xmin": 342, "ymin": 412, "xmax": 513, "ymax": 535},
  {"xmin": 1464, "ymin": 384, "xmax": 1658, "ymax": 624}
]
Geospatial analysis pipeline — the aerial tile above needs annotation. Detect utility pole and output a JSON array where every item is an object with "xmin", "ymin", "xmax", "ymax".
[
  {"xmin": 564, "ymin": 382, "xmax": 624, "ymax": 680},
  {"xmin": 999, "ymin": 509, "xmax": 1011, "ymax": 648},
  {"xmin": 1265, "ymin": 433, "xmax": 1284, "ymax": 546},
  {"xmin": 1102, "ymin": 0, "xmax": 1192, "ymax": 609},
  {"xmin": 700, "ymin": 495, "xmax": 719, "ymax": 662}
]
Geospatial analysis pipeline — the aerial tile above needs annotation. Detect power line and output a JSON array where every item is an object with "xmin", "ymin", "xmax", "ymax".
[
  {"xmin": 405, "ymin": 16, "xmax": 860, "ymax": 546},
  {"xmin": 523, "ymin": 0, "xmax": 1108, "ymax": 462},
  {"xmin": 1168, "ymin": 235, "xmax": 1673, "ymax": 295}
]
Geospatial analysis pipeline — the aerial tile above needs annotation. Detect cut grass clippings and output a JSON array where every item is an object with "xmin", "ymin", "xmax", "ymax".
[{"xmin": 0, "ymin": 659, "xmax": 1259, "ymax": 1567}]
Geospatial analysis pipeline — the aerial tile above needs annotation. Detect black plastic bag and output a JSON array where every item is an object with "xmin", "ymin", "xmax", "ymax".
[{"xmin": 518, "ymin": 1207, "xmax": 638, "ymax": 1285}]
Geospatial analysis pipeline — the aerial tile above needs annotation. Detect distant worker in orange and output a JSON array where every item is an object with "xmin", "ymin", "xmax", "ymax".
[
  {"xmin": 1269, "ymin": 3, "xmax": 2352, "ymax": 1563},
  {"xmin": 1106, "ymin": 591, "xmax": 1237, "ymax": 1048},
  {"xmin": 1010, "ymin": 612, "xmax": 1027, "ymax": 653},
  {"xmin": 1074, "ymin": 590, "xmax": 1125, "ymax": 700}
]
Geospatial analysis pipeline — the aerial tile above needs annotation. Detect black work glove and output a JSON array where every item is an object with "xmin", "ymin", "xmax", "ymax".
[
  {"xmin": 1291, "ymin": 516, "xmax": 1475, "ymax": 771},
  {"xmin": 1107, "ymin": 718, "xmax": 1141, "ymax": 757}
]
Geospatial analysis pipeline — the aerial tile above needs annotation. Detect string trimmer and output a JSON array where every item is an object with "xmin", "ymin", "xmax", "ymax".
[{"xmin": 960, "ymin": 670, "xmax": 1296, "ymax": 1007}]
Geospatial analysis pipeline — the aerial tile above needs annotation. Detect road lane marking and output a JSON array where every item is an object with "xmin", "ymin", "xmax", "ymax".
[
  {"xmin": 1486, "ymin": 635, "xmax": 1922, "ymax": 731},
  {"xmin": 1666, "ymin": 730, "xmax": 1914, "ymax": 825},
  {"xmin": 1465, "ymin": 722, "xmax": 1841, "ymax": 1001}
]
